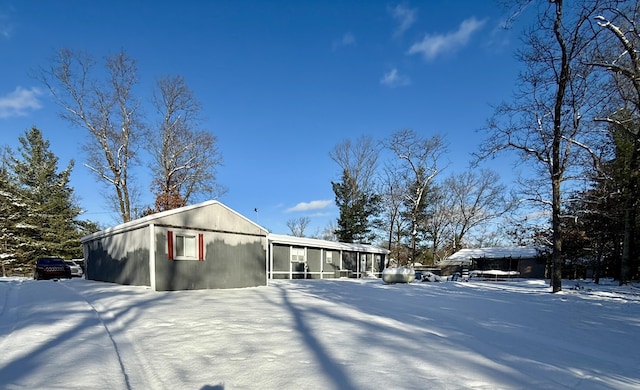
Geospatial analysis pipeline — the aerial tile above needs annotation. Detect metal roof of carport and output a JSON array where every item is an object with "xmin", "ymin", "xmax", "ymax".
[{"xmin": 268, "ymin": 233, "xmax": 390, "ymax": 254}]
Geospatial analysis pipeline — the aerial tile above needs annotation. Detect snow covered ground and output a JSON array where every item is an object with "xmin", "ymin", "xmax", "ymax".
[{"xmin": 0, "ymin": 276, "xmax": 638, "ymax": 390}]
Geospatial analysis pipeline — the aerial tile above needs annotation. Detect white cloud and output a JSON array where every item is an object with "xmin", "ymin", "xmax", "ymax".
[
  {"xmin": 389, "ymin": 4, "xmax": 417, "ymax": 37},
  {"xmin": 341, "ymin": 32, "xmax": 356, "ymax": 46},
  {"xmin": 380, "ymin": 68, "xmax": 411, "ymax": 88},
  {"xmin": 332, "ymin": 32, "xmax": 356, "ymax": 50},
  {"xmin": 0, "ymin": 87, "xmax": 44, "ymax": 118},
  {"xmin": 286, "ymin": 200, "xmax": 333, "ymax": 213},
  {"xmin": 0, "ymin": 11, "xmax": 13, "ymax": 39},
  {"xmin": 408, "ymin": 17, "xmax": 486, "ymax": 61},
  {"xmin": 484, "ymin": 19, "xmax": 513, "ymax": 51}
]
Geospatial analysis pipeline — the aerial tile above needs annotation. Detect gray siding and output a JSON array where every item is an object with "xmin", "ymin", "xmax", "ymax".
[
  {"xmin": 81, "ymin": 201, "xmax": 391, "ymax": 289},
  {"xmin": 324, "ymin": 250, "xmax": 339, "ymax": 276},
  {"xmin": 154, "ymin": 231, "xmax": 266, "ymax": 291},
  {"xmin": 272, "ymin": 245, "xmax": 291, "ymax": 279},
  {"xmin": 306, "ymin": 248, "xmax": 322, "ymax": 279},
  {"xmin": 84, "ymin": 226, "xmax": 150, "ymax": 286}
]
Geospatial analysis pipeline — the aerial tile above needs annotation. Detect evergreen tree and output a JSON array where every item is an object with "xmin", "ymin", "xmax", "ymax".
[
  {"xmin": 562, "ymin": 113, "xmax": 640, "ymax": 282},
  {"xmin": 562, "ymin": 186, "xmax": 622, "ymax": 282},
  {"xmin": 608, "ymin": 121, "xmax": 639, "ymax": 281},
  {"xmin": 332, "ymin": 169, "xmax": 380, "ymax": 243},
  {"xmin": 0, "ymin": 151, "xmax": 27, "ymax": 276},
  {"xmin": 6, "ymin": 127, "xmax": 84, "ymax": 271},
  {"xmin": 595, "ymin": 120, "xmax": 639, "ymax": 281}
]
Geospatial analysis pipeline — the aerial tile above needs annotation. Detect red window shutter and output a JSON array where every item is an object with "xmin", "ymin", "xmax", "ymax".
[
  {"xmin": 167, "ymin": 231, "xmax": 174, "ymax": 260},
  {"xmin": 198, "ymin": 233, "xmax": 204, "ymax": 261}
]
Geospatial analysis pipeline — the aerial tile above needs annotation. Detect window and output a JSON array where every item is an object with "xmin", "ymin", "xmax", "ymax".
[
  {"xmin": 168, "ymin": 231, "xmax": 204, "ymax": 261},
  {"xmin": 291, "ymin": 247, "xmax": 305, "ymax": 262},
  {"xmin": 326, "ymin": 252, "xmax": 333, "ymax": 264},
  {"xmin": 176, "ymin": 235, "xmax": 197, "ymax": 258}
]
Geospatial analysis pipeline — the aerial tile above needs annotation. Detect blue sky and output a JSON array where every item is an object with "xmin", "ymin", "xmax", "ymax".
[{"xmin": 1, "ymin": 1, "xmax": 529, "ymax": 235}]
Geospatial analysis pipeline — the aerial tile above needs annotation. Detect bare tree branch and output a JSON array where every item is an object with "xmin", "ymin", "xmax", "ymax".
[
  {"xmin": 148, "ymin": 75, "xmax": 225, "ymax": 212},
  {"xmin": 38, "ymin": 49, "xmax": 142, "ymax": 222}
]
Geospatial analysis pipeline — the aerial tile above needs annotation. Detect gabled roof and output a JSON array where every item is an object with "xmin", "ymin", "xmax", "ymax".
[
  {"xmin": 80, "ymin": 200, "xmax": 390, "ymax": 256},
  {"xmin": 441, "ymin": 247, "xmax": 545, "ymax": 265},
  {"xmin": 81, "ymin": 200, "xmax": 267, "ymax": 243},
  {"xmin": 268, "ymin": 233, "xmax": 390, "ymax": 254}
]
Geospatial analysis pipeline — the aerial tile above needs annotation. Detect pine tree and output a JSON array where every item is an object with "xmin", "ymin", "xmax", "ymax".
[
  {"xmin": 603, "ymin": 120, "xmax": 639, "ymax": 281},
  {"xmin": 0, "ymin": 152, "xmax": 27, "ymax": 276},
  {"xmin": 6, "ymin": 127, "xmax": 84, "ymax": 271},
  {"xmin": 332, "ymin": 169, "xmax": 380, "ymax": 243}
]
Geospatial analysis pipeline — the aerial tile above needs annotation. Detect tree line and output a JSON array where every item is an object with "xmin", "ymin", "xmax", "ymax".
[
  {"xmin": 326, "ymin": 0, "xmax": 640, "ymax": 291},
  {"xmin": 325, "ymin": 132, "xmax": 514, "ymax": 267},
  {"xmin": 3, "ymin": 1, "xmax": 639, "ymax": 292}
]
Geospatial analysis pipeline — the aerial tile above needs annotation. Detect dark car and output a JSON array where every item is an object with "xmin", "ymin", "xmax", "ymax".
[{"xmin": 34, "ymin": 257, "xmax": 72, "ymax": 280}]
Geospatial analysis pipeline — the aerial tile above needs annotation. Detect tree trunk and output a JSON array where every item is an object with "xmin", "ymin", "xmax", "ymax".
[
  {"xmin": 387, "ymin": 219, "xmax": 394, "ymax": 252},
  {"xmin": 551, "ymin": 174, "xmax": 563, "ymax": 292},
  {"xmin": 550, "ymin": 0, "xmax": 568, "ymax": 293}
]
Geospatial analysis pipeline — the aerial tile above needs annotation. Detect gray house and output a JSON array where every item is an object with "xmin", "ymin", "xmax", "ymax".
[
  {"xmin": 80, "ymin": 200, "xmax": 269, "ymax": 291},
  {"xmin": 268, "ymin": 234, "xmax": 389, "ymax": 279}
]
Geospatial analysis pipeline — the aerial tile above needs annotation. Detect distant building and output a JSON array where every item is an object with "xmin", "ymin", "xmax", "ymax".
[{"xmin": 438, "ymin": 247, "xmax": 548, "ymax": 278}]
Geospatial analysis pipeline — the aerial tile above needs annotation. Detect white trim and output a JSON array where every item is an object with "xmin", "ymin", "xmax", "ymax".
[
  {"xmin": 290, "ymin": 246, "xmax": 306, "ymax": 262},
  {"xmin": 304, "ymin": 247, "xmax": 308, "ymax": 279},
  {"xmin": 173, "ymin": 231, "xmax": 199, "ymax": 260},
  {"xmin": 149, "ymin": 223, "xmax": 156, "ymax": 291},
  {"xmin": 268, "ymin": 240, "xmax": 273, "ymax": 280},
  {"xmin": 268, "ymin": 233, "xmax": 390, "ymax": 254}
]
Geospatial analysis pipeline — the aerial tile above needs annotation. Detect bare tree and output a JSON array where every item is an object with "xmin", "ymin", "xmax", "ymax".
[
  {"xmin": 480, "ymin": 0, "xmax": 605, "ymax": 292},
  {"xmin": 378, "ymin": 162, "xmax": 410, "ymax": 263},
  {"xmin": 148, "ymin": 75, "xmax": 225, "ymax": 212},
  {"xmin": 315, "ymin": 220, "xmax": 338, "ymax": 241},
  {"xmin": 423, "ymin": 184, "xmax": 451, "ymax": 263},
  {"xmin": 329, "ymin": 135, "xmax": 379, "ymax": 191},
  {"xmin": 385, "ymin": 129, "xmax": 447, "ymax": 264},
  {"xmin": 443, "ymin": 169, "xmax": 514, "ymax": 253},
  {"xmin": 593, "ymin": 3, "xmax": 640, "ymax": 116},
  {"xmin": 287, "ymin": 217, "xmax": 311, "ymax": 237},
  {"xmin": 40, "ymin": 49, "xmax": 142, "ymax": 223}
]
